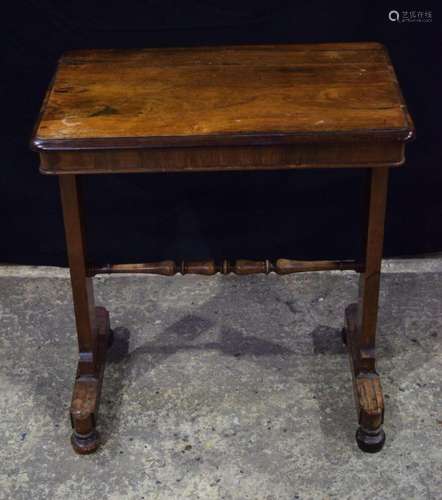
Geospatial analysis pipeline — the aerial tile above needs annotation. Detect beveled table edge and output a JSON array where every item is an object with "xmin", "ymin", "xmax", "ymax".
[{"xmin": 31, "ymin": 127, "xmax": 415, "ymax": 152}]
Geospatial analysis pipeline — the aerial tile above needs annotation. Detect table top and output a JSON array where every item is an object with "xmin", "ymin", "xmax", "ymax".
[{"xmin": 32, "ymin": 43, "xmax": 414, "ymax": 152}]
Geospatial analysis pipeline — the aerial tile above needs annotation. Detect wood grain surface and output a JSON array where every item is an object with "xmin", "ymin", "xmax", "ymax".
[{"xmin": 32, "ymin": 43, "xmax": 414, "ymax": 151}]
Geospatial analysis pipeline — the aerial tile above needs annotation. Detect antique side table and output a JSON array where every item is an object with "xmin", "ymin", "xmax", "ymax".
[{"xmin": 31, "ymin": 43, "xmax": 414, "ymax": 454}]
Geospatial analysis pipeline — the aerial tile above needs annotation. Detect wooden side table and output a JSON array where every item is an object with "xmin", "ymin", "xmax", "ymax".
[{"xmin": 31, "ymin": 43, "xmax": 414, "ymax": 454}]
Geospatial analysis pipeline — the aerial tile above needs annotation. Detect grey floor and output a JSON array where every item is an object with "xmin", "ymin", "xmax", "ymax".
[{"xmin": 0, "ymin": 260, "xmax": 441, "ymax": 500}]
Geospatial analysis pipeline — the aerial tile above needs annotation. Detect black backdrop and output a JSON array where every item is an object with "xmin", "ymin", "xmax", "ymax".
[{"xmin": 2, "ymin": 1, "xmax": 441, "ymax": 266}]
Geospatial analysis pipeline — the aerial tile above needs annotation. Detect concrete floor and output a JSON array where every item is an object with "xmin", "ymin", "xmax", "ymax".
[{"xmin": 0, "ymin": 260, "xmax": 441, "ymax": 500}]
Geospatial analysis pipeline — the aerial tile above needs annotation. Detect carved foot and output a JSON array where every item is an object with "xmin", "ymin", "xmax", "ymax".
[
  {"xmin": 344, "ymin": 303, "xmax": 386, "ymax": 453},
  {"xmin": 71, "ymin": 429, "xmax": 100, "ymax": 454},
  {"xmin": 70, "ymin": 307, "xmax": 111, "ymax": 454},
  {"xmin": 355, "ymin": 373, "xmax": 385, "ymax": 452},
  {"xmin": 356, "ymin": 426, "xmax": 385, "ymax": 453}
]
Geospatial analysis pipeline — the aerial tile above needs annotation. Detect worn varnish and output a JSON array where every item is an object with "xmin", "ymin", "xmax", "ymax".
[
  {"xmin": 31, "ymin": 43, "xmax": 415, "ymax": 454},
  {"xmin": 32, "ymin": 43, "xmax": 414, "ymax": 174}
]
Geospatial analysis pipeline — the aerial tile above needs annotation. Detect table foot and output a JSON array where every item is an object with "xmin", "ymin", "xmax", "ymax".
[
  {"xmin": 356, "ymin": 426, "xmax": 385, "ymax": 453},
  {"xmin": 70, "ymin": 306, "xmax": 111, "ymax": 454},
  {"xmin": 71, "ymin": 429, "xmax": 100, "ymax": 454},
  {"xmin": 344, "ymin": 303, "xmax": 385, "ymax": 453}
]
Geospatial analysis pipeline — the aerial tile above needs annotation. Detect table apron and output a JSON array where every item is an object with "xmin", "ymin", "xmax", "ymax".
[{"xmin": 39, "ymin": 142, "xmax": 405, "ymax": 174}]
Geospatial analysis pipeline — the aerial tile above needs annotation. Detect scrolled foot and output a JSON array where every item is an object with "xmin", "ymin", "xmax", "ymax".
[
  {"xmin": 71, "ymin": 429, "xmax": 100, "ymax": 455},
  {"xmin": 356, "ymin": 426, "xmax": 385, "ymax": 453}
]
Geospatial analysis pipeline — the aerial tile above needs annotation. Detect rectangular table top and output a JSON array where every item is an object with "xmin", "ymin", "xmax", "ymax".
[{"xmin": 32, "ymin": 43, "xmax": 414, "ymax": 152}]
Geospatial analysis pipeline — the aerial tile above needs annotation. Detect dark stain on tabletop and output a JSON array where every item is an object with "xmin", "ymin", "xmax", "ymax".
[{"xmin": 89, "ymin": 105, "xmax": 119, "ymax": 117}]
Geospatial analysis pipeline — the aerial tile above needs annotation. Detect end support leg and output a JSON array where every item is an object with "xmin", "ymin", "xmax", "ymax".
[
  {"xmin": 60, "ymin": 175, "xmax": 112, "ymax": 454},
  {"xmin": 343, "ymin": 167, "xmax": 389, "ymax": 453}
]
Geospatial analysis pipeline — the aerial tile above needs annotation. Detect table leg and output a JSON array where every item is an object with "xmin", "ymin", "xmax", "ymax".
[
  {"xmin": 343, "ymin": 167, "xmax": 389, "ymax": 452},
  {"xmin": 59, "ymin": 175, "xmax": 112, "ymax": 454}
]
